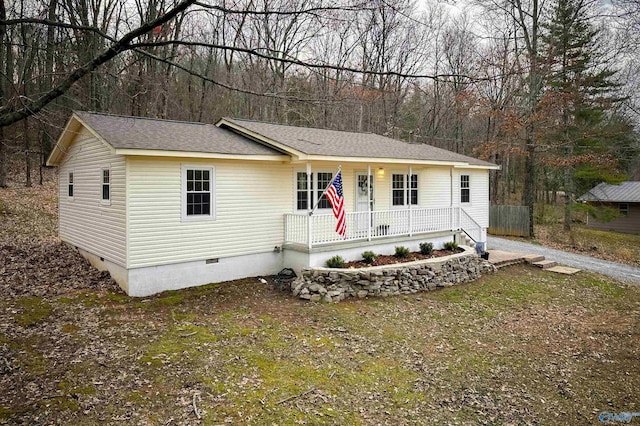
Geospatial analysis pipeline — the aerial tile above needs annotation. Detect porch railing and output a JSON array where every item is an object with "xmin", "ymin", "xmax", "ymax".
[{"xmin": 284, "ymin": 207, "xmax": 483, "ymax": 247}]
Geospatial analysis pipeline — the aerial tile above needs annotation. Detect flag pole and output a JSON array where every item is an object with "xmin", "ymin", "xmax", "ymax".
[{"xmin": 309, "ymin": 165, "xmax": 342, "ymax": 216}]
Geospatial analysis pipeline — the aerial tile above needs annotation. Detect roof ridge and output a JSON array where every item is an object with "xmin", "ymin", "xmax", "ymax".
[
  {"xmin": 76, "ymin": 110, "xmax": 209, "ymax": 126},
  {"xmin": 225, "ymin": 117, "xmax": 378, "ymax": 136}
]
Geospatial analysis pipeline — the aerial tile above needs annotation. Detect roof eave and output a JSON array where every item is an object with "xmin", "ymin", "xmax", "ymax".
[
  {"xmin": 46, "ymin": 115, "xmax": 80, "ymax": 166},
  {"xmin": 292, "ymin": 154, "xmax": 499, "ymax": 168},
  {"xmin": 454, "ymin": 164, "xmax": 501, "ymax": 170},
  {"xmin": 46, "ymin": 112, "xmax": 116, "ymax": 166},
  {"xmin": 114, "ymin": 148, "xmax": 290, "ymax": 161}
]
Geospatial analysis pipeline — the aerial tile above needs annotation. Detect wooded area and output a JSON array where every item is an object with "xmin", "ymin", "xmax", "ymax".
[{"xmin": 1, "ymin": 0, "xmax": 639, "ymax": 232}]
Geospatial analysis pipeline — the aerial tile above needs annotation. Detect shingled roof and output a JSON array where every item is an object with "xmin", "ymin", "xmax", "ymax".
[
  {"xmin": 218, "ymin": 118, "xmax": 496, "ymax": 167},
  {"xmin": 73, "ymin": 111, "xmax": 282, "ymax": 156},
  {"xmin": 579, "ymin": 181, "xmax": 640, "ymax": 203},
  {"xmin": 50, "ymin": 112, "xmax": 498, "ymax": 168}
]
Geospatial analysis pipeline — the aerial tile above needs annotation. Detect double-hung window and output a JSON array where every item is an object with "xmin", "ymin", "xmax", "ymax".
[
  {"xmin": 392, "ymin": 174, "xmax": 418, "ymax": 206},
  {"xmin": 68, "ymin": 172, "xmax": 74, "ymax": 198},
  {"xmin": 101, "ymin": 168, "xmax": 110, "ymax": 203},
  {"xmin": 296, "ymin": 172, "xmax": 313, "ymax": 210},
  {"xmin": 460, "ymin": 175, "xmax": 470, "ymax": 203},
  {"xmin": 296, "ymin": 171, "xmax": 333, "ymax": 211},
  {"xmin": 183, "ymin": 166, "xmax": 214, "ymax": 220},
  {"xmin": 316, "ymin": 172, "xmax": 333, "ymax": 209}
]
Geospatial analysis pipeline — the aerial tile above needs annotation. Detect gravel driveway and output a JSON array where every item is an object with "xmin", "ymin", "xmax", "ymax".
[{"xmin": 487, "ymin": 236, "xmax": 640, "ymax": 284}]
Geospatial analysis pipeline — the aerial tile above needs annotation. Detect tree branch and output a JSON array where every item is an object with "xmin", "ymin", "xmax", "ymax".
[
  {"xmin": 193, "ymin": 1, "xmax": 376, "ymax": 16},
  {"xmin": 130, "ymin": 40, "xmax": 484, "ymax": 82},
  {"xmin": 0, "ymin": 0, "xmax": 197, "ymax": 128}
]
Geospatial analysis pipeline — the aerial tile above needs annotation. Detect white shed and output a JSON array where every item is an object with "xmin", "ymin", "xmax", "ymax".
[{"xmin": 47, "ymin": 112, "xmax": 498, "ymax": 296}]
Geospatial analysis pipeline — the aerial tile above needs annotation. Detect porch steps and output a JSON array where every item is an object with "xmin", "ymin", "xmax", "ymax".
[
  {"xmin": 460, "ymin": 235, "xmax": 476, "ymax": 248},
  {"xmin": 531, "ymin": 260, "xmax": 558, "ymax": 269},
  {"xmin": 523, "ymin": 254, "xmax": 545, "ymax": 263},
  {"xmin": 487, "ymin": 250, "xmax": 528, "ymax": 268},
  {"xmin": 488, "ymin": 249, "xmax": 582, "ymax": 276}
]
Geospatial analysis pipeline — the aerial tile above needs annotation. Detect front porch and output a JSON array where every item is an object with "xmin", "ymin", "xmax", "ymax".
[{"xmin": 284, "ymin": 206, "xmax": 485, "ymax": 249}]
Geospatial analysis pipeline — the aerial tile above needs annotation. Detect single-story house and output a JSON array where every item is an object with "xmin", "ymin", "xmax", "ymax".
[
  {"xmin": 578, "ymin": 181, "xmax": 640, "ymax": 234},
  {"xmin": 47, "ymin": 111, "xmax": 499, "ymax": 296}
]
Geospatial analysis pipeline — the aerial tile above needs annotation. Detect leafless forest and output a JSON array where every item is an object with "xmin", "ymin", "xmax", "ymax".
[{"xmin": 1, "ymin": 0, "xmax": 639, "ymax": 226}]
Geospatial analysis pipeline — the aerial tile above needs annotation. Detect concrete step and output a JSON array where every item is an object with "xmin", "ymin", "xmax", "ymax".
[
  {"xmin": 532, "ymin": 260, "xmax": 558, "ymax": 269},
  {"xmin": 546, "ymin": 265, "xmax": 581, "ymax": 275},
  {"xmin": 523, "ymin": 254, "xmax": 545, "ymax": 263},
  {"xmin": 486, "ymin": 250, "xmax": 527, "ymax": 268}
]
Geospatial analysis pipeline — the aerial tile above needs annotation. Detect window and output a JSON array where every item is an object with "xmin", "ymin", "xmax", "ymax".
[
  {"xmin": 182, "ymin": 166, "xmax": 214, "ymax": 220},
  {"xmin": 101, "ymin": 168, "xmax": 110, "ymax": 202},
  {"xmin": 296, "ymin": 172, "xmax": 312, "ymax": 210},
  {"xmin": 392, "ymin": 174, "xmax": 418, "ymax": 206},
  {"xmin": 620, "ymin": 203, "xmax": 629, "ymax": 216},
  {"xmin": 295, "ymin": 171, "xmax": 332, "ymax": 210},
  {"xmin": 316, "ymin": 172, "xmax": 333, "ymax": 209},
  {"xmin": 68, "ymin": 172, "xmax": 74, "ymax": 197},
  {"xmin": 461, "ymin": 175, "xmax": 470, "ymax": 203},
  {"xmin": 410, "ymin": 174, "xmax": 418, "ymax": 205}
]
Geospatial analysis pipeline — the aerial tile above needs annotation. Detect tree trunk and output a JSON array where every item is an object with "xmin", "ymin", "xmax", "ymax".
[
  {"xmin": 24, "ymin": 118, "xmax": 31, "ymax": 187},
  {"xmin": 523, "ymin": 131, "xmax": 535, "ymax": 237},
  {"xmin": 0, "ymin": 128, "xmax": 6, "ymax": 188}
]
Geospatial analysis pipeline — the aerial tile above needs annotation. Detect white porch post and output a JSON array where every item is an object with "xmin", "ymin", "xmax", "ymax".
[
  {"xmin": 306, "ymin": 162, "xmax": 313, "ymax": 250},
  {"xmin": 408, "ymin": 166, "xmax": 413, "ymax": 236},
  {"xmin": 450, "ymin": 168, "xmax": 454, "ymax": 230},
  {"xmin": 367, "ymin": 164, "xmax": 372, "ymax": 241}
]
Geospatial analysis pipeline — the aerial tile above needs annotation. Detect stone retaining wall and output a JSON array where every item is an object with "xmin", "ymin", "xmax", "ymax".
[{"xmin": 290, "ymin": 248, "xmax": 496, "ymax": 303}]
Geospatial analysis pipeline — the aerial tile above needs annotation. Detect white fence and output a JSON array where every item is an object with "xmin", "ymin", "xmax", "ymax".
[{"xmin": 284, "ymin": 207, "xmax": 483, "ymax": 247}]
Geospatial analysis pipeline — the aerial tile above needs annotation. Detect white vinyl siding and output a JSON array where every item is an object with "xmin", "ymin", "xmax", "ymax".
[
  {"xmin": 456, "ymin": 169, "xmax": 489, "ymax": 228},
  {"xmin": 58, "ymin": 127, "xmax": 126, "ymax": 266},
  {"xmin": 420, "ymin": 167, "xmax": 451, "ymax": 209},
  {"xmin": 127, "ymin": 157, "xmax": 292, "ymax": 268}
]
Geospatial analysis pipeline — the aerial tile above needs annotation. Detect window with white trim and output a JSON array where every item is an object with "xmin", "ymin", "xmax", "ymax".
[
  {"xmin": 461, "ymin": 175, "xmax": 470, "ymax": 203},
  {"xmin": 620, "ymin": 203, "xmax": 629, "ymax": 216},
  {"xmin": 295, "ymin": 171, "xmax": 333, "ymax": 210},
  {"xmin": 296, "ymin": 172, "xmax": 312, "ymax": 210},
  {"xmin": 101, "ymin": 168, "xmax": 110, "ymax": 202},
  {"xmin": 316, "ymin": 172, "xmax": 333, "ymax": 209},
  {"xmin": 68, "ymin": 172, "xmax": 74, "ymax": 197},
  {"xmin": 392, "ymin": 174, "xmax": 418, "ymax": 206},
  {"xmin": 182, "ymin": 166, "xmax": 214, "ymax": 220}
]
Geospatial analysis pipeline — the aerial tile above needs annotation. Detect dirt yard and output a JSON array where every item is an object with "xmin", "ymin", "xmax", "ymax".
[{"xmin": 1, "ymin": 184, "xmax": 639, "ymax": 425}]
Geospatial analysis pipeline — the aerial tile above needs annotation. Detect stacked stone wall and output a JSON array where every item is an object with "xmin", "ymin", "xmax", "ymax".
[{"xmin": 291, "ymin": 249, "xmax": 496, "ymax": 303}]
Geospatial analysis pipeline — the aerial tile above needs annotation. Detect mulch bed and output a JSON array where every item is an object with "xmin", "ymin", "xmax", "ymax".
[{"xmin": 344, "ymin": 248, "xmax": 463, "ymax": 268}]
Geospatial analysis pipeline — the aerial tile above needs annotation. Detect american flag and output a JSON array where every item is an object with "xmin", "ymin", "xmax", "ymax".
[{"xmin": 326, "ymin": 171, "xmax": 346, "ymax": 238}]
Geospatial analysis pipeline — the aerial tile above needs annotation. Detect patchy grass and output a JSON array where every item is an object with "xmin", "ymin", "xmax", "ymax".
[
  {"xmin": 535, "ymin": 224, "xmax": 640, "ymax": 267},
  {"xmin": 15, "ymin": 297, "xmax": 53, "ymax": 327},
  {"xmin": 1, "ymin": 266, "xmax": 639, "ymax": 425},
  {"xmin": 1, "ymin": 182, "xmax": 639, "ymax": 424}
]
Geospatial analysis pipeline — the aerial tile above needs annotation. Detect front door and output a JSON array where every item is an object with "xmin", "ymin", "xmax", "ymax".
[{"xmin": 355, "ymin": 173, "xmax": 374, "ymax": 234}]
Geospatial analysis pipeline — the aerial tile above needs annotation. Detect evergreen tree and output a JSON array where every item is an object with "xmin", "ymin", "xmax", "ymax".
[{"xmin": 542, "ymin": 0, "xmax": 627, "ymax": 230}]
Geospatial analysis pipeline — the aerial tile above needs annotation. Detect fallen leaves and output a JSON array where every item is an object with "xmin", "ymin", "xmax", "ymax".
[{"xmin": 1, "ymin": 181, "xmax": 639, "ymax": 425}]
